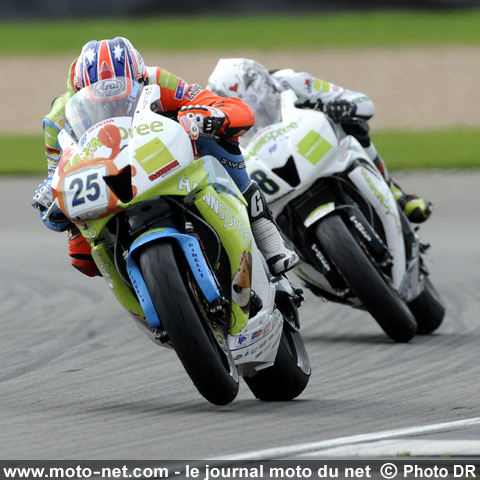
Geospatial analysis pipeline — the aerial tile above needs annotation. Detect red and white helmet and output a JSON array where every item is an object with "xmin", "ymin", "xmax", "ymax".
[{"xmin": 72, "ymin": 37, "xmax": 146, "ymax": 92}]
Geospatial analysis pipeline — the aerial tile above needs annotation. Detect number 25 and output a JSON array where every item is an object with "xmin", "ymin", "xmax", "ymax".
[{"xmin": 71, "ymin": 173, "xmax": 101, "ymax": 207}]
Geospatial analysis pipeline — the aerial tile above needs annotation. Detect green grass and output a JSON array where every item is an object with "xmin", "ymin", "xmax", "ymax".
[
  {"xmin": 0, "ymin": 136, "xmax": 45, "ymax": 175},
  {"xmin": 1, "ymin": 10, "xmax": 480, "ymax": 54},
  {"xmin": 2, "ymin": 128, "xmax": 478, "ymax": 176},
  {"xmin": 370, "ymin": 128, "xmax": 480, "ymax": 171}
]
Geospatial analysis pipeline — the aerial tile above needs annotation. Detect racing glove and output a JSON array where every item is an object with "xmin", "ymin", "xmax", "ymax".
[
  {"xmin": 32, "ymin": 177, "xmax": 71, "ymax": 232},
  {"xmin": 324, "ymin": 99, "xmax": 357, "ymax": 121},
  {"xmin": 177, "ymin": 105, "xmax": 228, "ymax": 140}
]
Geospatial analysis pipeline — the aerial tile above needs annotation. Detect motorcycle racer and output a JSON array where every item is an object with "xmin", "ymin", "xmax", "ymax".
[
  {"xmin": 207, "ymin": 58, "xmax": 433, "ymax": 225},
  {"xmin": 32, "ymin": 38, "xmax": 298, "ymax": 278}
]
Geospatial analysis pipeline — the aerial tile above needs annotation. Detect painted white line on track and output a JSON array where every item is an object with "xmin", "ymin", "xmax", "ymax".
[
  {"xmin": 210, "ymin": 417, "xmax": 480, "ymax": 460},
  {"xmin": 297, "ymin": 439, "xmax": 480, "ymax": 458}
]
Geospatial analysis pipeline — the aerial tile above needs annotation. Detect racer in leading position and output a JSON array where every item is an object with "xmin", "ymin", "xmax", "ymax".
[
  {"xmin": 31, "ymin": 38, "xmax": 299, "ymax": 279},
  {"xmin": 206, "ymin": 58, "xmax": 433, "ymax": 225}
]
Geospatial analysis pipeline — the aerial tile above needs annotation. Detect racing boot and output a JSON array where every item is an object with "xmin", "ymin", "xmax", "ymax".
[
  {"xmin": 390, "ymin": 182, "xmax": 433, "ymax": 224},
  {"xmin": 367, "ymin": 148, "xmax": 433, "ymax": 225},
  {"xmin": 243, "ymin": 181, "xmax": 299, "ymax": 275}
]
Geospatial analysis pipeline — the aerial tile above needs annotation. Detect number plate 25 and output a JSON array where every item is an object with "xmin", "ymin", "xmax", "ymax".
[{"xmin": 60, "ymin": 166, "xmax": 110, "ymax": 220}]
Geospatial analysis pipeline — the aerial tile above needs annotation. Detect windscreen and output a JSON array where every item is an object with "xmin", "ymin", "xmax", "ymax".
[{"xmin": 64, "ymin": 77, "xmax": 142, "ymax": 141}]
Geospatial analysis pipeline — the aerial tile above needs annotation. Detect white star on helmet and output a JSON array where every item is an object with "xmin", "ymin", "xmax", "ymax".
[
  {"xmin": 84, "ymin": 47, "xmax": 96, "ymax": 64},
  {"xmin": 113, "ymin": 44, "xmax": 123, "ymax": 61}
]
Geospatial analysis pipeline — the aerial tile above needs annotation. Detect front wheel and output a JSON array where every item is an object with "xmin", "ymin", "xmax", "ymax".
[
  {"xmin": 408, "ymin": 276, "xmax": 445, "ymax": 334},
  {"xmin": 316, "ymin": 214, "xmax": 417, "ymax": 343},
  {"xmin": 243, "ymin": 327, "xmax": 311, "ymax": 401},
  {"xmin": 138, "ymin": 241, "xmax": 239, "ymax": 405}
]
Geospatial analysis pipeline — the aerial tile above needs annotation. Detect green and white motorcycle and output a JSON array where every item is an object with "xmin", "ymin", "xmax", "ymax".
[
  {"xmin": 47, "ymin": 77, "xmax": 310, "ymax": 405},
  {"xmin": 244, "ymin": 90, "xmax": 445, "ymax": 343}
]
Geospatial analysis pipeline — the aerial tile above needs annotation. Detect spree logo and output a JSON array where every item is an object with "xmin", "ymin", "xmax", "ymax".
[
  {"xmin": 202, "ymin": 193, "xmax": 252, "ymax": 242},
  {"xmin": 81, "ymin": 121, "xmax": 164, "ymax": 160}
]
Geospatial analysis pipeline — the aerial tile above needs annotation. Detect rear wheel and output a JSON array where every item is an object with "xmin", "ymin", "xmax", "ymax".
[
  {"xmin": 316, "ymin": 214, "xmax": 417, "ymax": 343},
  {"xmin": 408, "ymin": 276, "xmax": 445, "ymax": 334},
  {"xmin": 138, "ymin": 241, "xmax": 239, "ymax": 405},
  {"xmin": 243, "ymin": 327, "xmax": 311, "ymax": 401}
]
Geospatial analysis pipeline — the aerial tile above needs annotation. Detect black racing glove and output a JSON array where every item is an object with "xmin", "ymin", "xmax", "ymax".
[{"xmin": 324, "ymin": 99, "xmax": 357, "ymax": 121}]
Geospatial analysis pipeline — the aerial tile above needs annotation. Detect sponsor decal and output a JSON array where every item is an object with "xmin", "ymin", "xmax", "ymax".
[
  {"xmin": 128, "ymin": 82, "xmax": 140, "ymax": 103},
  {"xmin": 268, "ymin": 144, "xmax": 278, "ymax": 154},
  {"xmin": 313, "ymin": 78, "xmax": 331, "ymax": 93},
  {"xmin": 229, "ymin": 83, "xmax": 239, "ymax": 92},
  {"xmin": 46, "ymin": 145, "xmax": 61, "ymax": 155},
  {"xmin": 297, "ymin": 130, "xmax": 333, "ymax": 165},
  {"xmin": 85, "ymin": 223, "xmax": 98, "ymax": 240},
  {"xmin": 262, "ymin": 321, "xmax": 272, "ymax": 335},
  {"xmin": 252, "ymin": 329, "xmax": 263, "ymax": 340},
  {"xmin": 140, "ymin": 86, "xmax": 154, "ymax": 110},
  {"xmin": 158, "ymin": 70, "xmax": 179, "ymax": 91},
  {"xmin": 305, "ymin": 78, "xmax": 312, "ymax": 92},
  {"xmin": 91, "ymin": 251, "xmax": 113, "ymax": 289},
  {"xmin": 235, "ymin": 335, "xmax": 248, "ymax": 347},
  {"xmin": 311, "ymin": 243, "xmax": 331, "ymax": 272},
  {"xmin": 86, "ymin": 118, "xmax": 115, "ymax": 136},
  {"xmin": 148, "ymin": 159, "xmax": 180, "ymax": 181},
  {"xmin": 184, "ymin": 84, "xmax": 202, "ymax": 101},
  {"xmin": 81, "ymin": 121, "xmax": 164, "ymax": 159},
  {"xmin": 202, "ymin": 193, "xmax": 252, "ymax": 240},
  {"xmin": 354, "ymin": 95, "xmax": 369, "ymax": 104},
  {"xmin": 244, "ymin": 121, "xmax": 298, "ymax": 160},
  {"xmin": 174, "ymin": 79, "xmax": 186, "ymax": 100},
  {"xmin": 177, "ymin": 175, "xmax": 199, "ymax": 194},
  {"xmin": 360, "ymin": 168, "xmax": 402, "ymax": 234},
  {"xmin": 219, "ymin": 157, "xmax": 245, "ymax": 170},
  {"xmin": 134, "ymin": 137, "xmax": 174, "ymax": 175},
  {"xmin": 350, "ymin": 215, "xmax": 372, "ymax": 242},
  {"xmin": 92, "ymin": 79, "xmax": 126, "ymax": 98}
]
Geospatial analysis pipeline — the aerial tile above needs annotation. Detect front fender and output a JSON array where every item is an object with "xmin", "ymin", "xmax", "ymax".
[{"xmin": 126, "ymin": 227, "xmax": 220, "ymax": 328}]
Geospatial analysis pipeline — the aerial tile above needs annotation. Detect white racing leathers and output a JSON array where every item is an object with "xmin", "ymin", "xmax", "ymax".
[
  {"xmin": 243, "ymin": 68, "xmax": 376, "ymax": 147},
  {"xmin": 271, "ymin": 68, "xmax": 375, "ymax": 118}
]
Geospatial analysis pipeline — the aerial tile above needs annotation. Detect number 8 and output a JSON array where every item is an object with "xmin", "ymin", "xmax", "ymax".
[{"xmin": 249, "ymin": 170, "xmax": 279, "ymax": 195}]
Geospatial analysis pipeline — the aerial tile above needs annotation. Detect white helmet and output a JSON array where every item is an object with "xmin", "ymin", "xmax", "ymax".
[
  {"xmin": 207, "ymin": 58, "xmax": 272, "ymax": 108},
  {"xmin": 207, "ymin": 58, "xmax": 280, "ymax": 131}
]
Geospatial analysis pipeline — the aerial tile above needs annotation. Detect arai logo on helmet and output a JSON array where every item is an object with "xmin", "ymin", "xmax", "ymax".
[{"xmin": 92, "ymin": 79, "xmax": 126, "ymax": 98}]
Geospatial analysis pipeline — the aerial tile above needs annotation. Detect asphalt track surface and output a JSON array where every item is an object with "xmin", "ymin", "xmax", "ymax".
[{"xmin": 1, "ymin": 171, "xmax": 479, "ymax": 460}]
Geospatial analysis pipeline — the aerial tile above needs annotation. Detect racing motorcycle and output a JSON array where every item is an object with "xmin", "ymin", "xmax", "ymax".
[
  {"xmin": 44, "ymin": 77, "xmax": 310, "ymax": 405},
  {"xmin": 243, "ymin": 89, "xmax": 445, "ymax": 343}
]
